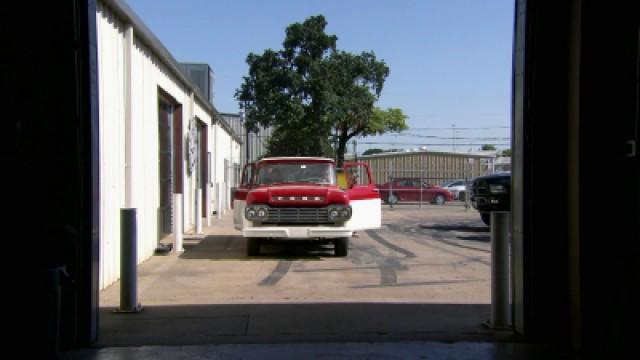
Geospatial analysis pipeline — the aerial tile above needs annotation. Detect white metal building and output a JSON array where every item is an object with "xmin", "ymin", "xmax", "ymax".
[{"xmin": 96, "ymin": 0, "xmax": 242, "ymax": 289}]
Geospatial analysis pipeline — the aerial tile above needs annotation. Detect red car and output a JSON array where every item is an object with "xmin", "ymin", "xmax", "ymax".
[{"xmin": 376, "ymin": 178, "xmax": 454, "ymax": 205}]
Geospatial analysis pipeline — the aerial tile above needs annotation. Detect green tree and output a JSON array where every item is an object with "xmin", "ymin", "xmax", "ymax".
[
  {"xmin": 235, "ymin": 15, "xmax": 407, "ymax": 166},
  {"xmin": 236, "ymin": 15, "xmax": 336, "ymax": 156},
  {"xmin": 325, "ymin": 51, "xmax": 407, "ymax": 165},
  {"xmin": 501, "ymin": 148, "xmax": 512, "ymax": 156},
  {"xmin": 265, "ymin": 127, "xmax": 335, "ymax": 158},
  {"xmin": 481, "ymin": 144, "xmax": 497, "ymax": 151}
]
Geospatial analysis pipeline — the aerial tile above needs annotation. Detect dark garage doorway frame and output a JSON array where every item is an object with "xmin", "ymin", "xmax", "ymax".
[{"xmin": 25, "ymin": 0, "xmax": 638, "ymax": 357}]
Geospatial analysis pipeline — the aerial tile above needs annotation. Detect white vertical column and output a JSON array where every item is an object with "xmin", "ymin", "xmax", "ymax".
[
  {"xmin": 216, "ymin": 183, "xmax": 222, "ymax": 220},
  {"xmin": 189, "ymin": 92, "xmax": 195, "ymax": 230},
  {"xmin": 174, "ymin": 194, "xmax": 183, "ymax": 253}
]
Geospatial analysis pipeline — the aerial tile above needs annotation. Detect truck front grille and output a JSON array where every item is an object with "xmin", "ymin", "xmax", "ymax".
[
  {"xmin": 472, "ymin": 180, "xmax": 489, "ymax": 195},
  {"xmin": 264, "ymin": 207, "xmax": 331, "ymax": 224}
]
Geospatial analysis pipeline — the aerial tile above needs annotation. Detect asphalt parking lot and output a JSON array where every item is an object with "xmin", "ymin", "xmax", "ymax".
[
  {"xmin": 97, "ymin": 203, "xmax": 497, "ymax": 346},
  {"xmin": 100, "ymin": 203, "xmax": 490, "ymax": 306}
]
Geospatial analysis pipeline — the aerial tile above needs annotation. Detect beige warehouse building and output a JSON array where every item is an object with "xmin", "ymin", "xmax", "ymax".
[{"xmin": 356, "ymin": 149, "xmax": 497, "ymax": 185}]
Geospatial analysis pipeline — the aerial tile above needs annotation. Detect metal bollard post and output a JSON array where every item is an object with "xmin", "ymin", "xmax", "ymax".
[
  {"xmin": 487, "ymin": 211, "xmax": 510, "ymax": 329},
  {"xmin": 117, "ymin": 208, "xmax": 142, "ymax": 313},
  {"xmin": 196, "ymin": 189, "xmax": 203, "ymax": 234}
]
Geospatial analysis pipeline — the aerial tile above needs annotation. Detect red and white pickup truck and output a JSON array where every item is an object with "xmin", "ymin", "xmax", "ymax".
[{"xmin": 233, "ymin": 157, "xmax": 381, "ymax": 256}]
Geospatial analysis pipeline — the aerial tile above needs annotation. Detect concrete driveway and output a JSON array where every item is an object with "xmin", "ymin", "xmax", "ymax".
[{"xmin": 98, "ymin": 204, "xmax": 499, "ymax": 346}]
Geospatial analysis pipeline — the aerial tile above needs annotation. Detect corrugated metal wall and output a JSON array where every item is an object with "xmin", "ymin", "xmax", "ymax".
[
  {"xmin": 359, "ymin": 152, "xmax": 492, "ymax": 185},
  {"xmin": 97, "ymin": 3, "xmax": 126, "ymax": 289},
  {"xmin": 213, "ymin": 123, "xmax": 231, "ymax": 212},
  {"xmin": 96, "ymin": 1, "xmax": 238, "ymax": 290}
]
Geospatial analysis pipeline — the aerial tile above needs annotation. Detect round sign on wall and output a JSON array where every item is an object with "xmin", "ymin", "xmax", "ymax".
[{"xmin": 187, "ymin": 117, "xmax": 198, "ymax": 175}]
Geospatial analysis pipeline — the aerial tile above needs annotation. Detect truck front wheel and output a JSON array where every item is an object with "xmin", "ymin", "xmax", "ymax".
[{"xmin": 334, "ymin": 237, "xmax": 349, "ymax": 257}]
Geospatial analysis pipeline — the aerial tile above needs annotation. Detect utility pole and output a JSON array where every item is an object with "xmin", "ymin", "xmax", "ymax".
[
  {"xmin": 353, "ymin": 140, "xmax": 358, "ymax": 162},
  {"xmin": 241, "ymin": 110, "xmax": 249, "ymax": 165},
  {"xmin": 452, "ymin": 124, "xmax": 456, "ymax": 152}
]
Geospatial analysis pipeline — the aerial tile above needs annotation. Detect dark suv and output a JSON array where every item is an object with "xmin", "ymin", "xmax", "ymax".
[{"xmin": 470, "ymin": 172, "xmax": 511, "ymax": 225}]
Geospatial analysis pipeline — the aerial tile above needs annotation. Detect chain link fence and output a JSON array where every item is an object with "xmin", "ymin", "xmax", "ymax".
[{"xmin": 358, "ymin": 154, "xmax": 496, "ymax": 208}]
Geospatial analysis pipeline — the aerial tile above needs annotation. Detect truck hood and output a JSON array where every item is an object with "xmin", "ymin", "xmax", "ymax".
[{"xmin": 247, "ymin": 185, "xmax": 349, "ymax": 206}]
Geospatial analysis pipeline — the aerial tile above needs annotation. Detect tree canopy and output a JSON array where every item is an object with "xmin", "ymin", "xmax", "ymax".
[{"xmin": 235, "ymin": 15, "xmax": 407, "ymax": 166}]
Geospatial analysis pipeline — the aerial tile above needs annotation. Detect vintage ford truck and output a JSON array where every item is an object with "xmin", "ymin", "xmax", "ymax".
[{"xmin": 233, "ymin": 157, "xmax": 381, "ymax": 256}]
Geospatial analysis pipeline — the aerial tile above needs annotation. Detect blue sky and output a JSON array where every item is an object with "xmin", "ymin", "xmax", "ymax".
[{"xmin": 127, "ymin": 0, "xmax": 514, "ymax": 152}]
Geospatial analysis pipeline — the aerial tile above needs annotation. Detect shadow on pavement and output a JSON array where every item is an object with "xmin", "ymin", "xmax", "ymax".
[
  {"xmin": 96, "ymin": 303, "xmax": 507, "ymax": 347},
  {"xmin": 178, "ymin": 235, "xmax": 337, "ymax": 260}
]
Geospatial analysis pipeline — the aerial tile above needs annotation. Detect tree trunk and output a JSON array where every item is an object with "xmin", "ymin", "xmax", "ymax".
[{"xmin": 336, "ymin": 135, "xmax": 348, "ymax": 168}]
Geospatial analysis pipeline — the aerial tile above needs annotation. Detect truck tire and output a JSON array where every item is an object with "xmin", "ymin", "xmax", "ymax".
[
  {"xmin": 247, "ymin": 238, "xmax": 260, "ymax": 256},
  {"xmin": 334, "ymin": 237, "xmax": 349, "ymax": 257},
  {"xmin": 480, "ymin": 213, "xmax": 491, "ymax": 226}
]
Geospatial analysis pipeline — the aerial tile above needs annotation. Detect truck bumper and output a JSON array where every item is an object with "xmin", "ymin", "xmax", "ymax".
[{"xmin": 242, "ymin": 226, "xmax": 352, "ymax": 239}]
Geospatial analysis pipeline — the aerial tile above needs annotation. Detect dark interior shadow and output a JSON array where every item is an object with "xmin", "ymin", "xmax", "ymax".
[{"xmin": 97, "ymin": 303, "xmax": 513, "ymax": 347}]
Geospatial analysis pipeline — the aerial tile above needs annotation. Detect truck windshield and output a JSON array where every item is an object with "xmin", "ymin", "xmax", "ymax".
[{"xmin": 255, "ymin": 163, "xmax": 336, "ymax": 185}]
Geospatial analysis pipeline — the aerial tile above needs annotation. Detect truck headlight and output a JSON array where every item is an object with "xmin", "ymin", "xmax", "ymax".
[
  {"xmin": 489, "ymin": 184, "xmax": 506, "ymax": 194},
  {"xmin": 327, "ymin": 206, "xmax": 352, "ymax": 221},
  {"xmin": 245, "ymin": 205, "xmax": 269, "ymax": 221}
]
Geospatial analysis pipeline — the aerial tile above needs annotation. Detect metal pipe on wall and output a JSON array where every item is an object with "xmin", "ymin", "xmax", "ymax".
[
  {"xmin": 174, "ymin": 194, "xmax": 183, "ymax": 253},
  {"xmin": 196, "ymin": 189, "xmax": 202, "ymax": 234}
]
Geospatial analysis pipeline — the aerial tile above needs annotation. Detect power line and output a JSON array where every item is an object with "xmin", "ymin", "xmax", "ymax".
[
  {"xmin": 400, "ymin": 126, "xmax": 510, "ymax": 131},
  {"xmin": 386, "ymin": 133, "xmax": 510, "ymax": 140},
  {"xmin": 359, "ymin": 141, "xmax": 510, "ymax": 146}
]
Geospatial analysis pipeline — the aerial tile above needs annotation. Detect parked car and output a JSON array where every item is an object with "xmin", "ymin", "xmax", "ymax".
[
  {"xmin": 441, "ymin": 179, "xmax": 468, "ymax": 200},
  {"xmin": 470, "ymin": 172, "xmax": 511, "ymax": 226},
  {"xmin": 376, "ymin": 178, "xmax": 454, "ymax": 205}
]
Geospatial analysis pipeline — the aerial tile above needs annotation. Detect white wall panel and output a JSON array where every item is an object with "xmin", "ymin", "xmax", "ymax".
[
  {"xmin": 97, "ymin": 2, "xmax": 125, "ymax": 289},
  {"xmin": 97, "ymin": 1, "xmax": 214, "ymax": 290}
]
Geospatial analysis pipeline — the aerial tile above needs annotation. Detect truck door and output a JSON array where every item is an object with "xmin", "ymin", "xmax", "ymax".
[
  {"xmin": 343, "ymin": 162, "xmax": 381, "ymax": 231},
  {"xmin": 233, "ymin": 163, "xmax": 254, "ymax": 230}
]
